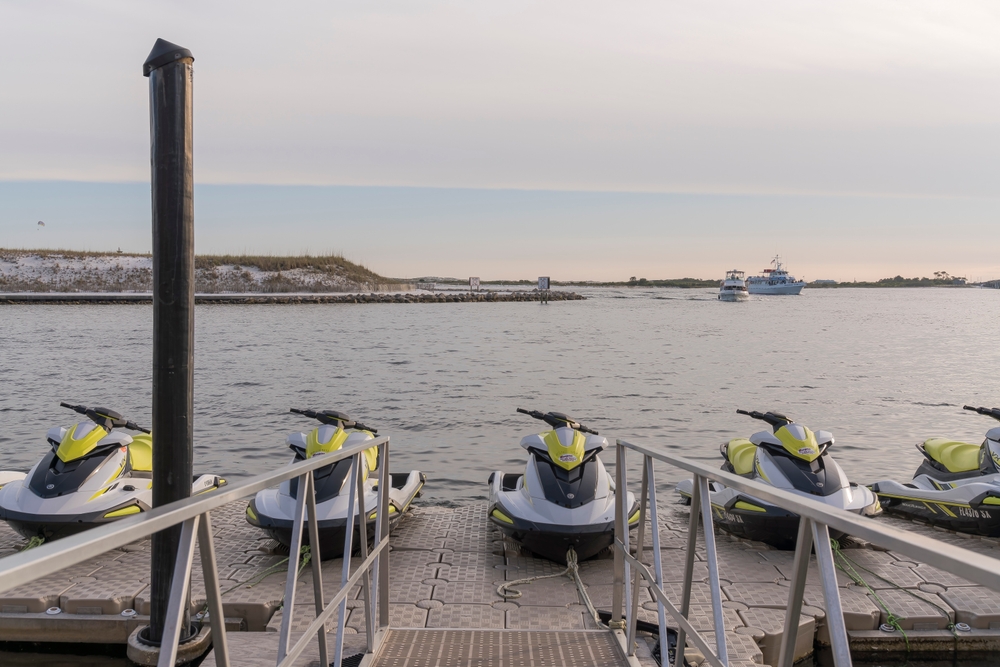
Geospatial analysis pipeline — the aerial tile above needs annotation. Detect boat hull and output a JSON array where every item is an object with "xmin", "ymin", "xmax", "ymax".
[
  {"xmin": 747, "ymin": 282, "xmax": 805, "ymax": 295},
  {"xmin": 718, "ymin": 291, "xmax": 749, "ymax": 302},
  {"xmin": 870, "ymin": 479, "xmax": 1000, "ymax": 537}
]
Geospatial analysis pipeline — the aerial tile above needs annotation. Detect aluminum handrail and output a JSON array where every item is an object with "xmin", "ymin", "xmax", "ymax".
[
  {"xmin": 0, "ymin": 437, "xmax": 384, "ymax": 593},
  {"xmin": 611, "ymin": 438, "xmax": 1000, "ymax": 667},
  {"xmin": 622, "ymin": 439, "xmax": 1000, "ymax": 590},
  {"xmin": 0, "ymin": 436, "xmax": 393, "ymax": 667}
]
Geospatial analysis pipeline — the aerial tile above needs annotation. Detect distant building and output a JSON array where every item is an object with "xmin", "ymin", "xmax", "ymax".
[{"xmin": 811, "ymin": 279, "xmax": 837, "ymax": 284}]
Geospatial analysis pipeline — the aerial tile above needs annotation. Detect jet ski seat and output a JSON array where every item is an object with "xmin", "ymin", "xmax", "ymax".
[
  {"xmin": 922, "ymin": 438, "xmax": 979, "ymax": 473},
  {"xmin": 129, "ymin": 434, "xmax": 153, "ymax": 473},
  {"xmin": 727, "ymin": 438, "xmax": 757, "ymax": 476}
]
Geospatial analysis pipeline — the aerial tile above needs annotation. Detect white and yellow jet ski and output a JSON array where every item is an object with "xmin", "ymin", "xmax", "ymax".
[
  {"xmin": 0, "ymin": 402, "xmax": 225, "ymax": 541},
  {"xmin": 871, "ymin": 405, "xmax": 1000, "ymax": 536},
  {"xmin": 246, "ymin": 409, "xmax": 424, "ymax": 559},
  {"xmin": 488, "ymin": 408, "xmax": 638, "ymax": 564},
  {"xmin": 676, "ymin": 409, "xmax": 880, "ymax": 549}
]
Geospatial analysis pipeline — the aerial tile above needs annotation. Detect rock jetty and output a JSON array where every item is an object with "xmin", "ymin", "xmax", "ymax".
[{"xmin": 0, "ymin": 290, "xmax": 584, "ymax": 305}]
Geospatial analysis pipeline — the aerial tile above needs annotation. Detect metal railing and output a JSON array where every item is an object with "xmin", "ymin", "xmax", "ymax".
[
  {"xmin": 611, "ymin": 438, "xmax": 1000, "ymax": 667},
  {"xmin": 0, "ymin": 436, "xmax": 392, "ymax": 667}
]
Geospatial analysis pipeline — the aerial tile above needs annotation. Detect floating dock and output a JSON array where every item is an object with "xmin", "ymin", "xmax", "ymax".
[{"xmin": 1, "ymin": 500, "xmax": 999, "ymax": 665}]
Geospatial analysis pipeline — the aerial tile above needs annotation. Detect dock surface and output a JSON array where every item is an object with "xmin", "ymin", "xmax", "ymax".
[{"xmin": 2, "ymin": 500, "xmax": 1000, "ymax": 665}]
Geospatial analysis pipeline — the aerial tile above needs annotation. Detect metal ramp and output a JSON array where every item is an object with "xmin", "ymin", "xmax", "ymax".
[{"xmin": 371, "ymin": 629, "xmax": 628, "ymax": 667}]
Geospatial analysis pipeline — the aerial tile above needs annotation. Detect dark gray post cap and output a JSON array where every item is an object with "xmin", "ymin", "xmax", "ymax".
[{"xmin": 143, "ymin": 38, "xmax": 194, "ymax": 77}]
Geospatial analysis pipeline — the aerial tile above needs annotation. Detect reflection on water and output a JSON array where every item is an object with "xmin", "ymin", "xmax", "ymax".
[{"xmin": 1, "ymin": 288, "xmax": 998, "ymax": 505}]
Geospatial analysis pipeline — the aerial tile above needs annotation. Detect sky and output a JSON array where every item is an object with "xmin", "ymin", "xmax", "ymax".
[{"xmin": 1, "ymin": 1, "xmax": 998, "ymax": 281}]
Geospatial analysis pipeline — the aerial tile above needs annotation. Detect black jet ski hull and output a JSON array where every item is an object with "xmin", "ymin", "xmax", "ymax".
[
  {"xmin": 247, "ymin": 497, "xmax": 403, "ymax": 560},
  {"xmin": 2, "ymin": 509, "xmax": 121, "ymax": 541},
  {"xmin": 489, "ymin": 503, "xmax": 638, "ymax": 564},
  {"xmin": 678, "ymin": 489, "xmax": 853, "ymax": 550},
  {"xmin": 876, "ymin": 495, "xmax": 1000, "ymax": 537},
  {"xmin": 708, "ymin": 503, "xmax": 805, "ymax": 550}
]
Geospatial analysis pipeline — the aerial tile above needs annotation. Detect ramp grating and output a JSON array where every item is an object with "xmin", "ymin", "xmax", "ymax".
[{"xmin": 373, "ymin": 628, "xmax": 626, "ymax": 667}]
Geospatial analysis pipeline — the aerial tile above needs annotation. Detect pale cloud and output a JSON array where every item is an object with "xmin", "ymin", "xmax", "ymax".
[
  {"xmin": 1, "ymin": 1, "xmax": 998, "ymax": 195},
  {"xmin": 2, "ymin": 2, "xmax": 999, "ymax": 282}
]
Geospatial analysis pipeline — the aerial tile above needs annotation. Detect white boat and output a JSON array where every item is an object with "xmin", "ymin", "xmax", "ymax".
[
  {"xmin": 747, "ymin": 256, "xmax": 805, "ymax": 295},
  {"xmin": 718, "ymin": 270, "xmax": 749, "ymax": 301}
]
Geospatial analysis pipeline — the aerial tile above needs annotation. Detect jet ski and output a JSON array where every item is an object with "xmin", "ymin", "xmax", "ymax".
[
  {"xmin": 245, "ymin": 408, "xmax": 425, "ymax": 559},
  {"xmin": 0, "ymin": 402, "xmax": 226, "ymax": 541},
  {"xmin": 487, "ymin": 408, "xmax": 639, "ymax": 564},
  {"xmin": 870, "ymin": 405, "xmax": 1000, "ymax": 536},
  {"xmin": 675, "ymin": 409, "xmax": 880, "ymax": 550}
]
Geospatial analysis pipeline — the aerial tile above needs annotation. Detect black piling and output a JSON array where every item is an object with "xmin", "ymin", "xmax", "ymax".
[{"xmin": 144, "ymin": 38, "xmax": 195, "ymax": 646}]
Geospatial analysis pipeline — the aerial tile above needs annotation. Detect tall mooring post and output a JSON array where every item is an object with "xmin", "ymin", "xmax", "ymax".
[{"xmin": 144, "ymin": 38, "xmax": 195, "ymax": 647}]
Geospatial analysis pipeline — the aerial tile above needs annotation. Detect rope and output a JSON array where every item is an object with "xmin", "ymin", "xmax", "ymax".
[
  {"xmin": 214, "ymin": 545, "xmax": 312, "ymax": 611},
  {"xmin": 497, "ymin": 547, "xmax": 608, "ymax": 629},
  {"xmin": 830, "ymin": 539, "xmax": 960, "ymax": 650},
  {"xmin": 21, "ymin": 535, "xmax": 45, "ymax": 551}
]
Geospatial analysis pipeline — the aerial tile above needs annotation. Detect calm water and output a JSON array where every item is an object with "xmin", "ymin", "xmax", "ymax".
[{"xmin": 1, "ymin": 287, "xmax": 998, "ymax": 503}]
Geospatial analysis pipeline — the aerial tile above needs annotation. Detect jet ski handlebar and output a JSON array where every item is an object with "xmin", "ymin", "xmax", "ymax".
[
  {"xmin": 516, "ymin": 408, "xmax": 599, "ymax": 435},
  {"xmin": 59, "ymin": 402, "xmax": 150, "ymax": 433},
  {"xmin": 289, "ymin": 408, "xmax": 378, "ymax": 434},
  {"xmin": 736, "ymin": 409, "xmax": 792, "ymax": 431},
  {"xmin": 964, "ymin": 405, "xmax": 1000, "ymax": 421}
]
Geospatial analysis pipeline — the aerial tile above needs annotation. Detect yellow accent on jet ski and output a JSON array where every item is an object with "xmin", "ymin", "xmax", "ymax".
[
  {"xmin": 90, "ymin": 458, "xmax": 128, "ymax": 500},
  {"xmin": 875, "ymin": 491, "xmax": 974, "ymax": 507},
  {"xmin": 306, "ymin": 427, "xmax": 378, "ymax": 480},
  {"xmin": 129, "ymin": 434, "xmax": 153, "ymax": 472},
  {"xmin": 104, "ymin": 505, "xmax": 141, "ymax": 518},
  {"xmin": 775, "ymin": 425, "xmax": 820, "ymax": 462},
  {"xmin": 923, "ymin": 438, "xmax": 979, "ymax": 473},
  {"xmin": 368, "ymin": 506, "xmax": 399, "ymax": 520},
  {"xmin": 727, "ymin": 439, "xmax": 757, "ymax": 475},
  {"xmin": 629, "ymin": 509, "xmax": 641, "ymax": 523},
  {"xmin": 754, "ymin": 458, "xmax": 770, "ymax": 483},
  {"xmin": 734, "ymin": 501, "xmax": 768, "ymax": 512},
  {"xmin": 491, "ymin": 509, "xmax": 514, "ymax": 524},
  {"xmin": 246, "ymin": 504, "xmax": 258, "ymax": 521},
  {"xmin": 307, "ymin": 426, "xmax": 349, "ymax": 458},
  {"xmin": 56, "ymin": 423, "xmax": 109, "ymax": 463},
  {"xmin": 364, "ymin": 445, "xmax": 379, "ymax": 474},
  {"xmin": 938, "ymin": 504, "xmax": 957, "ymax": 517},
  {"xmin": 542, "ymin": 429, "xmax": 587, "ymax": 471},
  {"xmin": 982, "ymin": 497, "xmax": 1000, "ymax": 506}
]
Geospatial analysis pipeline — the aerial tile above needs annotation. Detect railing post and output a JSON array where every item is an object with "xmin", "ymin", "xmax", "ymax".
[
  {"xmin": 812, "ymin": 522, "xmax": 852, "ymax": 667},
  {"xmin": 333, "ymin": 455, "xmax": 360, "ymax": 667},
  {"xmin": 612, "ymin": 442, "xmax": 626, "ymax": 626},
  {"xmin": 197, "ymin": 512, "xmax": 230, "ymax": 667},
  {"xmin": 277, "ymin": 472, "xmax": 310, "ymax": 662},
  {"xmin": 157, "ymin": 516, "xmax": 198, "ymax": 667},
  {"xmin": 778, "ymin": 518, "xmax": 813, "ymax": 667},
  {"xmin": 376, "ymin": 441, "xmax": 390, "ymax": 630},
  {"xmin": 697, "ymin": 476, "xmax": 728, "ymax": 666},
  {"xmin": 674, "ymin": 473, "xmax": 701, "ymax": 667},
  {"xmin": 645, "ymin": 457, "xmax": 670, "ymax": 667},
  {"xmin": 627, "ymin": 457, "xmax": 650, "ymax": 653},
  {"xmin": 304, "ymin": 473, "xmax": 329, "ymax": 667},
  {"xmin": 355, "ymin": 450, "xmax": 375, "ymax": 649}
]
